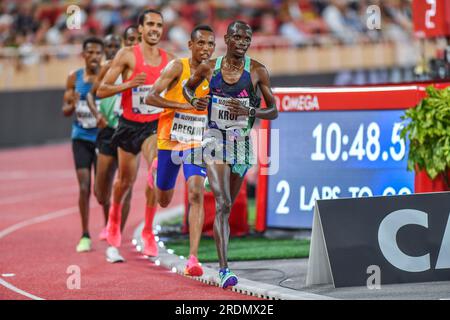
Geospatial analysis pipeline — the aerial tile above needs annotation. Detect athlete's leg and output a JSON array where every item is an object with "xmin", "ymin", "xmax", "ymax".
[
  {"xmin": 113, "ymin": 147, "xmax": 140, "ymax": 204},
  {"xmin": 75, "ymin": 168, "xmax": 92, "ymax": 235},
  {"xmin": 141, "ymin": 134, "xmax": 158, "ymax": 206},
  {"xmin": 206, "ymin": 163, "xmax": 232, "ymax": 269},
  {"xmin": 186, "ymin": 174, "xmax": 205, "ymax": 258},
  {"xmin": 107, "ymin": 147, "xmax": 139, "ymax": 247},
  {"xmin": 121, "ymin": 187, "xmax": 132, "ymax": 232},
  {"xmin": 94, "ymin": 153, "xmax": 117, "ymax": 226},
  {"xmin": 141, "ymin": 134, "xmax": 159, "ymax": 256}
]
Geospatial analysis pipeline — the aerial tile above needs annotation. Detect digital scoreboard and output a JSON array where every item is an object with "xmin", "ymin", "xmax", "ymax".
[{"xmin": 256, "ymin": 86, "xmax": 427, "ymax": 230}]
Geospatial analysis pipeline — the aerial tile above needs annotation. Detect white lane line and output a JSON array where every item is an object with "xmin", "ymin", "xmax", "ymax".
[
  {"xmin": 0, "ymin": 206, "xmax": 78, "ymax": 300},
  {"xmin": 0, "ymin": 279, "xmax": 44, "ymax": 300},
  {"xmin": 0, "ymin": 206, "xmax": 77, "ymax": 240},
  {"xmin": 1, "ymin": 274, "xmax": 15, "ymax": 277}
]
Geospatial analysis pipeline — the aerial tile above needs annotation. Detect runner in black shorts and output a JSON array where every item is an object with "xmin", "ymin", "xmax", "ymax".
[
  {"xmin": 62, "ymin": 37, "xmax": 104, "ymax": 253},
  {"xmin": 87, "ymin": 29, "xmax": 139, "ymax": 262},
  {"xmin": 98, "ymin": 10, "xmax": 175, "ymax": 257}
]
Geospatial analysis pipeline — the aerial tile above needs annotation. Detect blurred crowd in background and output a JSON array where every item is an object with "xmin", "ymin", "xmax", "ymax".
[{"xmin": 0, "ymin": 0, "xmax": 413, "ymax": 52}]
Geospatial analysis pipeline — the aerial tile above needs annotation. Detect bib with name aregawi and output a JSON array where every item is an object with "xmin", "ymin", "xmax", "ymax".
[
  {"xmin": 76, "ymin": 100, "xmax": 99, "ymax": 129},
  {"xmin": 132, "ymin": 85, "xmax": 163, "ymax": 115},
  {"xmin": 210, "ymin": 96, "xmax": 249, "ymax": 130},
  {"xmin": 170, "ymin": 112, "xmax": 207, "ymax": 143}
]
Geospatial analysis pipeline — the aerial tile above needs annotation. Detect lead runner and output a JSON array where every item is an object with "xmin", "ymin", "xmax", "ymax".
[{"xmin": 183, "ymin": 21, "xmax": 278, "ymax": 288}]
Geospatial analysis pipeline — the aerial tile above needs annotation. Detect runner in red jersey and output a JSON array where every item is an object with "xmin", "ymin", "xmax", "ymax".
[{"xmin": 97, "ymin": 9, "xmax": 176, "ymax": 257}]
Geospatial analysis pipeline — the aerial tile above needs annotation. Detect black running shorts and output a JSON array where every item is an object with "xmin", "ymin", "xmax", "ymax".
[
  {"xmin": 72, "ymin": 139, "xmax": 97, "ymax": 170},
  {"xmin": 112, "ymin": 116, "xmax": 158, "ymax": 155},
  {"xmin": 96, "ymin": 127, "xmax": 117, "ymax": 157}
]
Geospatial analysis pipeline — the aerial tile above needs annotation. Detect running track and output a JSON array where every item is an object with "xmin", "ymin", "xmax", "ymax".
[{"xmin": 0, "ymin": 143, "xmax": 259, "ymax": 300}]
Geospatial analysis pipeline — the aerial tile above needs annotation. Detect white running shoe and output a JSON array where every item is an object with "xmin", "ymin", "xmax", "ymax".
[{"xmin": 106, "ymin": 246, "xmax": 125, "ymax": 263}]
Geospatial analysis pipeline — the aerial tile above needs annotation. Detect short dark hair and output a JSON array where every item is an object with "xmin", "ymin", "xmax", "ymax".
[
  {"xmin": 190, "ymin": 24, "xmax": 214, "ymax": 41},
  {"xmin": 138, "ymin": 9, "xmax": 163, "ymax": 26},
  {"xmin": 123, "ymin": 25, "xmax": 138, "ymax": 39},
  {"xmin": 227, "ymin": 21, "xmax": 252, "ymax": 35},
  {"xmin": 82, "ymin": 36, "xmax": 104, "ymax": 50}
]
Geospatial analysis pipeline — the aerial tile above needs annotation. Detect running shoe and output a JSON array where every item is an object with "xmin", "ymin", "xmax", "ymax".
[
  {"xmin": 76, "ymin": 237, "xmax": 91, "ymax": 253},
  {"xmin": 106, "ymin": 246, "xmax": 125, "ymax": 263},
  {"xmin": 106, "ymin": 220, "xmax": 122, "ymax": 248},
  {"xmin": 219, "ymin": 268, "xmax": 238, "ymax": 289},
  {"xmin": 184, "ymin": 255, "xmax": 204, "ymax": 277},
  {"xmin": 98, "ymin": 227, "xmax": 108, "ymax": 241},
  {"xmin": 148, "ymin": 158, "xmax": 158, "ymax": 189},
  {"xmin": 142, "ymin": 231, "xmax": 158, "ymax": 257}
]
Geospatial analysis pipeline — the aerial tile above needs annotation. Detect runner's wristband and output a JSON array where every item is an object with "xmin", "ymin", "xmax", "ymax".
[{"xmin": 190, "ymin": 97, "xmax": 199, "ymax": 106}]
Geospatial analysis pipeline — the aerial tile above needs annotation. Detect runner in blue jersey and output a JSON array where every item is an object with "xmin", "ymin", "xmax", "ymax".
[
  {"xmin": 183, "ymin": 21, "xmax": 278, "ymax": 289},
  {"xmin": 62, "ymin": 37, "xmax": 104, "ymax": 253}
]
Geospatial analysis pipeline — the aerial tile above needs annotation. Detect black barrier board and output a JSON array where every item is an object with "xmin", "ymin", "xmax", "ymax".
[{"xmin": 307, "ymin": 192, "xmax": 450, "ymax": 288}]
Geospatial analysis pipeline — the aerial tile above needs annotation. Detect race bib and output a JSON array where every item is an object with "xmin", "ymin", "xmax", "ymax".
[
  {"xmin": 210, "ymin": 96, "xmax": 249, "ymax": 130},
  {"xmin": 132, "ymin": 85, "xmax": 163, "ymax": 115},
  {"xmin": 75, "ymin": 100, "xmax": 98, "ymax": 129},
  {"xmin": 170, "ymin": 112, "xmax": 207, "ymax": 143}
]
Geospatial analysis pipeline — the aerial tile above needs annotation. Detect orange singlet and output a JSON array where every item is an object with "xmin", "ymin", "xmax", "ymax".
[{"xmin": 157, "ymin": 58, "xmax": 209, "ymax": 151}]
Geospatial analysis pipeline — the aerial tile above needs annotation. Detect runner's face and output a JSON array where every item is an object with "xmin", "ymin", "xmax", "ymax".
[
  {"xmin": 225, "ymin": 26, "xmax": 252, "ymax": 58},
  {"xmin": 124, "ymin": 28, "xmax": 139, "ymax": 47},
  {"xmin": 104, "ymin": 38, "xmax": 121, "ymax": 60},
  {"xmin": 139, "ymin": 13, "xmax": 163, "ymax": 46},
  {"xmin": 189, "ymin": 30, "xmax": 215, "ymax": 63},
  {"xmin": 83, "ymin": 43, "xmax": 103, "ymax": 70}
]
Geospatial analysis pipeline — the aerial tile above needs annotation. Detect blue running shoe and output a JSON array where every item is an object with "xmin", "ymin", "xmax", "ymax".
[{"xmin": 219, "ymin": 268, "xmax": 238, "ymax": 289}]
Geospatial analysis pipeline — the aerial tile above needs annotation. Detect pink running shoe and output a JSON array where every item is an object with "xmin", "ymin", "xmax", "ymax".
[
  {"xmin": 98, "ymin": 227, "xmax": 108, "ymax": 241},
  {"xmin": 142, "ymin": 231, "xmax": 158, "ymax": 257},
  {"xmin": 184, "ymin": 255, "xmax": 204, "ymax": 277},
  {"xmin": 147, "ymin": 158, "xmax": 158, "ymax": 189},
  {"xmin": 106, "ymin": 220, "xmax": 122, "ymax": 248}
]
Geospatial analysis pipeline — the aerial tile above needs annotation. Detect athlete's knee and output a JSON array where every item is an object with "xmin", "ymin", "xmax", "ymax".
[
  {"xmin": 157, "ymin": 191, "xmax": 172, "ymax": 208},
  {"xmin": 79, "ymin": 182, "xmax": 90, "ymax": 197},
  {"xmin": 215, "ymin": 196, "xmax": 232, "ymax": 216},
  {"xmin": 188, "ymin": 186, "xmax": 203, "ymax": 205},
  {"xmin": 115, "ymin": 176, "xmax": 134, "ymax": 192}
]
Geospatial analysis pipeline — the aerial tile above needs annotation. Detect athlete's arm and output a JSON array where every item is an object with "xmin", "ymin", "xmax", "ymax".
[
  {"xmin": 145, "ymin": 59, "xmax": 192, "ymax": 110},
  {"xmin": 62, "ymin": 71, "xmax": 78, "ymax": 117},
  {"xmin": 86, "ymin": 62, "xmax": 110, "ymax": 128},
  {"xmin": 182, "ymin": 60, "xmax": 212, "ymax": 111},
  {"xmin": 253, "ymin": 64, "xmax": 278, "ymax": 120},
  {"xmin": 97, "ymin": 48, "xmax": 145, "ymax": 98}
]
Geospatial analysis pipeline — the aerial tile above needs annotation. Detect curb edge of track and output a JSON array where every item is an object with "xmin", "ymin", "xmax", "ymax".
[{"xmin": 133, "ymin": 205, "xmax": 335, "ymax": 300}]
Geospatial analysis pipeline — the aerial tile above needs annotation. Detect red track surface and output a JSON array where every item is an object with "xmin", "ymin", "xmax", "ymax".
[{"xmin": 0, "ymin": 143, "xmax": 258, "ymax": 300}]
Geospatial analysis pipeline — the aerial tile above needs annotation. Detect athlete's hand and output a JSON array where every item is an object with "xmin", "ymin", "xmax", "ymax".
[
  {"xmin": 67, "ymin": 92, "xmax": 80, "ymax": 110},
  {"xmin": 129, "ymin": 72, "xmax": 147, "ymax": 88},
  {"xmin": 226, "ymin": 98, "xmax": 248, "ymax": 116},
  {"xmin": 192, "ymin": 96, "xmax": 209, "ymax": 111},
  {"xmin": 96, "ymin": 114, "xmax": 108, "ymax": 129},
  {"xmin": 180, "ymin": 103, "xmax": 195, "ymax": 110}
]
